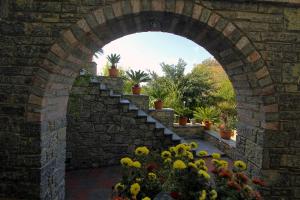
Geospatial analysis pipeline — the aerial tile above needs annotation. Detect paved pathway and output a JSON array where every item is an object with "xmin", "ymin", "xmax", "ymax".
[{"xmin": 66, "ymin": 166, "xmax": 122, "ymax": 200}]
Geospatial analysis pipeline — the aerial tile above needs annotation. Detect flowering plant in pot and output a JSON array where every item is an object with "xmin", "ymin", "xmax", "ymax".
[
  {"xmin": 219, "ymin": 114, "xmax": 236, "ymax": 140},
  {"xmin": 107, "ymin": 53, "xmax": 121, "ymax": 77},
  {"xmin": 125, "ymin": 69, "xmax": 151, "ymax": 95},
  {"xmin": 112, "ymin": 142, "xmax": 265, "ymax": 200},
  {"xmin": 175, "ymin": 107, "xmax": 192, "ymax": 126},
  {"xmin": 193, "ymin": 107, "xmax": 220, "ymax": 130}
]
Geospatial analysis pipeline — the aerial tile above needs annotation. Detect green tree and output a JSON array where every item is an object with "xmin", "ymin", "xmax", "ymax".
[{"xmin": 160, "ymin": 58, "xmax": 186, "ymax": 85}]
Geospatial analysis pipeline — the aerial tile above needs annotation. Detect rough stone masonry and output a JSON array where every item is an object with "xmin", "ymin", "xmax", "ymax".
[{"xmin": 0, "ymin": 0, "xmax": 300, "ymax": 199}]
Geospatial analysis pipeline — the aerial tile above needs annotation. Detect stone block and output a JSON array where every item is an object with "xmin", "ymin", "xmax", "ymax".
[{"xmin": 284, "ymin": 8, "xmax": 300, "ymax": 31}]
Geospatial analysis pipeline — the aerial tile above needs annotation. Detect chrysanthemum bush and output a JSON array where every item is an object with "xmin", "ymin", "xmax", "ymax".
[{"xmin": 112, "ymin": 143, "xmax": 265, "ymax": 200}]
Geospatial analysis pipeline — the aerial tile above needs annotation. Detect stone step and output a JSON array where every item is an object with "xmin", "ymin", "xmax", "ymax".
[
  {"xmin": 119, "ymin": 99, "xmax": 130, "ymax": 104},
  {"xmin": 100, "ymin": 83, "xmax": 107, "ymax": 90}
]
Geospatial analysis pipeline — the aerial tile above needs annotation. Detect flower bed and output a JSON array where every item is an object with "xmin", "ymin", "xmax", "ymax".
[{"xmin": 112, "ymin": 143, "xmax": 265, "ymax": 200}]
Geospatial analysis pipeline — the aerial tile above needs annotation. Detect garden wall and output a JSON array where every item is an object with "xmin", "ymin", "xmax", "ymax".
[{"xmin": 66, "ymin": 76, "xmax": 173, "ymax": 169}]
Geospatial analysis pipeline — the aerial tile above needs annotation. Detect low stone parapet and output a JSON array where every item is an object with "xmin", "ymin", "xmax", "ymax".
[
  {"xmin": 172, "ymin": 123, "xmax": 204, "ymax": 139},
  {"xmin": 123, "ymin": 94, "xmax": 149, "ymax": 111},
  {"xmin": 203, "ymin": 130, "xmax": 236, "ymax": 159},
  {"xmin": 149, "ymin": 108, "xmax": 174, "ymax": 128},
  {"xmin": 98, "ymin": 76, "xmax": 124, "ymax": 94}
]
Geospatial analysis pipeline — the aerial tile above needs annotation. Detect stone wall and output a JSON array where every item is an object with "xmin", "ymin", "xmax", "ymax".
[
  {"xmin": 149, "ymin": 108, "xmax": 175, "ymax": 128},
  {"xmin": 0, "ymin": 0, "xmax": 300, "ymax": 199},
  {"xmin": 66, "ymin": 76, "xmax": 172, "ymax": 169}
]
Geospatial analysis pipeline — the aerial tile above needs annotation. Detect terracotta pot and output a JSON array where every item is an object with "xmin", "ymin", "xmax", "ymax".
[
  {"xmin": 204, "ymin": 120, "xmax": 212, "ymax": 130},
  {"xmin": 109, "ymin": 67, "xmax": 118, "ymax": 77},
  {"xmin": 154, "ymin": 99, "xmax": 163, "ymax": 110},
  {"xmin": 220, "ymin": 129, "xmax": 234, "ymax": 140},
  {"xmin": 179, "ymin": 116, "xmax": 188, "ymax": 126},
  {"xmin": 132, "ymin": 85, "xmax": 141, "ymax": 95}
]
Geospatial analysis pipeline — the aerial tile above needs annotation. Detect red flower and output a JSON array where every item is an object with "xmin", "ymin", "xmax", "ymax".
[
  {"xmin": 170, "ymin": 191, "xmax": 180, "ymax": 199},
  {"xmin": 219, "ymin": 169, "xmax": 232, "ymax": 179},
  {"xmin": 211, "ymin": 168, "xmax": 219, "ymax": 174},
  {"xmin": 253, "ymin": 191, "xmax": 262, "ymax": 200},
  {"xmin": 252, "ymin": 178, "xmax": 266, "ymax": 187},
  {"xmin": 236, "ymin": 173, "xmax": 248, "ymax": 183},
  {"xmin": 227, "ymin": 180, "xmax": 242, "ymax": 191},
  {"xmin": 112, "ymin": 197, "xmax": 124, "ymax": 200},
  {"xmin": 146, "ymin": 163, "xmax": 158, "ymax": 172}
]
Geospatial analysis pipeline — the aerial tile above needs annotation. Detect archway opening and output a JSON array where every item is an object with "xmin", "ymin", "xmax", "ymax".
[{"xmin": 28, "ymin": 3, "xmax": 274, "ymax": 199}]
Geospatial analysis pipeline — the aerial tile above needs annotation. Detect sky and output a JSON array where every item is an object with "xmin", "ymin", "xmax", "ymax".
[{"xmin": 93, "ymin": 32, "xmax": 213, "ymax": 76}]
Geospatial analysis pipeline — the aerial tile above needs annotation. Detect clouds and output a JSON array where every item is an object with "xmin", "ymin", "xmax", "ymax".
[{"xmin": 93, "ymin": 32, "xmax": 212, "ymax": 76}]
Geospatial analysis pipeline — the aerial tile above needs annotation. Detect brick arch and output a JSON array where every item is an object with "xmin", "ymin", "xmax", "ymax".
[{"xmin": 26, "ymin": 0, "xmax": 278, "ymax": 199}]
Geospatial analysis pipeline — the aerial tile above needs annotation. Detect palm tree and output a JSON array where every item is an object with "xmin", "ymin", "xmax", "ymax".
[
  {"xmin": 107, "ymin": 53, "xmax": 121, "ymax": 68},
  {"xmin": 125, "ymin": 69, "xmax": 151, "ymax": 87}
]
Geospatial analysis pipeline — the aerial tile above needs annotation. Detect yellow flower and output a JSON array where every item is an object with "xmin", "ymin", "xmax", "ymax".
[
  {"xmin": 219, "ymin": 160, "xmax": 228, "ymax": 168},
  {"xmin": 130, "ymin": 183, "xmax": 140, "ymax": 196},
  {"xmin": 188, "ymin": 162, "xmax": 198, "ymax": 169},
  {"xmin": 169, "ymin": 146, "xmax": 176, "ymax": 152},
  {"xmin": 142, "ymin": 197, "xmax": 151, "ymax": 200},
  {"xmin": 198, "ymin": 169, "xmax": 210, "ymax": 180},
  {"xmin": 173, "ymin": 160, "xmax": 187, "ymax": 170},
  {"xmin": 234, "ymin": 160, "xmax": 247, "ymax": 170},
  {"xmin": 187, "ymin": 151, "xmax": 194, "ymax": 160},
  {"xmin": 148, "ymin": 172, "xmax": 157, "ymax": 180},
  {"xmin": 132, "ymin": 161, "xmax": 141, "ymax": 168},
  {"xmin": 197, "ymin": 150, "xmax": 208, "ymax": 157},
  {"xmin": 120, "ymin": 157, "xmax": 133, "ymax": 167},
  {"xmin": 114, "ymin": 182, "xmax": 125, "ymax": 191},
  {"xmin": 164, "ymin": 158, "xmax": 172, "ymax": 164},
  {"xmin": 161, "ymin": 151, "xmax": 171, "ymax": 159},
  {"xmin": 209, "ymin": 190, "xmax": 218, "ymax": 200},
  {"xmin": 212, "ymin": 153, "xmax": 221, "ymax": 159},
  {"xmin": 190, "ymin": 141, "xmax": 198, "ymax": 149},
  {"xmin": 199, "ymin": 190, "xmax": 206, "ymax": 200},
  {"xmin": 175, "ymin": 144, "xmax": 187, "ymax": 156},
  {"xmin": 135, "ymin": 146, "xmax": 150, "ymax": 156},
  {"xmin": 211, "ymin": 159, "xmax": 221, "ymax": 166},
  {"xmin": 195, "ymin": 159, "xmax": 205, "ymax": 167},
  {"xmin": 199, "ymin": 165, "xmax": 208, "ymax": 171},
  {"xmin": 183, "ymin": 143, "xmax": 191, "ymax": 151}
]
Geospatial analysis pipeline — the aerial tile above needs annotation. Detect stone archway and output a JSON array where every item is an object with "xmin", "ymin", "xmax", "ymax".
[
  {"xmin": 2, "ymin": 0, "xmax": 300, "ymax": 199},
  {"xmin": 31, "ymin": 1, "xmax": 275, "ymax": 199}
]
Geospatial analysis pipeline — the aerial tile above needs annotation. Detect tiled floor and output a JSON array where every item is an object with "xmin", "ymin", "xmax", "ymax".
[{"xmin": 66, "ymin": 166, "xmax": 122, "ymax": 200}]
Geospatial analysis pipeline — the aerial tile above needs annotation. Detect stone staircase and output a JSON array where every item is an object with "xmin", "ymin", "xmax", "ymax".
[
  {"xmin": 93, "ymin": 78, "xmax": 184, "ymax": 146},
  {"xmin": 66, "ymin": 76, "xmax": 186, "ymax": 169}
]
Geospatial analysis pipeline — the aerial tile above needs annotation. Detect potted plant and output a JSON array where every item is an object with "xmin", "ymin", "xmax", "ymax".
[
  {"xmin": 147, "ymin": 82, "xmax": 168, "ymax": 110},
  {"xmin": 219, "ymin": 114, "xmax": 236, "ymax": 140},
  {"xmin": 193, "ymin": 107, "xmax": 220, "ymax": 130},
  {"xmin": 107, "ymin": 53, "xmax": 121, "ymax": 77},
  {"xmin": 125, "ymin": 69, "xmax": 151, "ymax": 95},
  {"xmin": 176, "ymin": 107, "xmax": 191, "ymax": 126}
]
